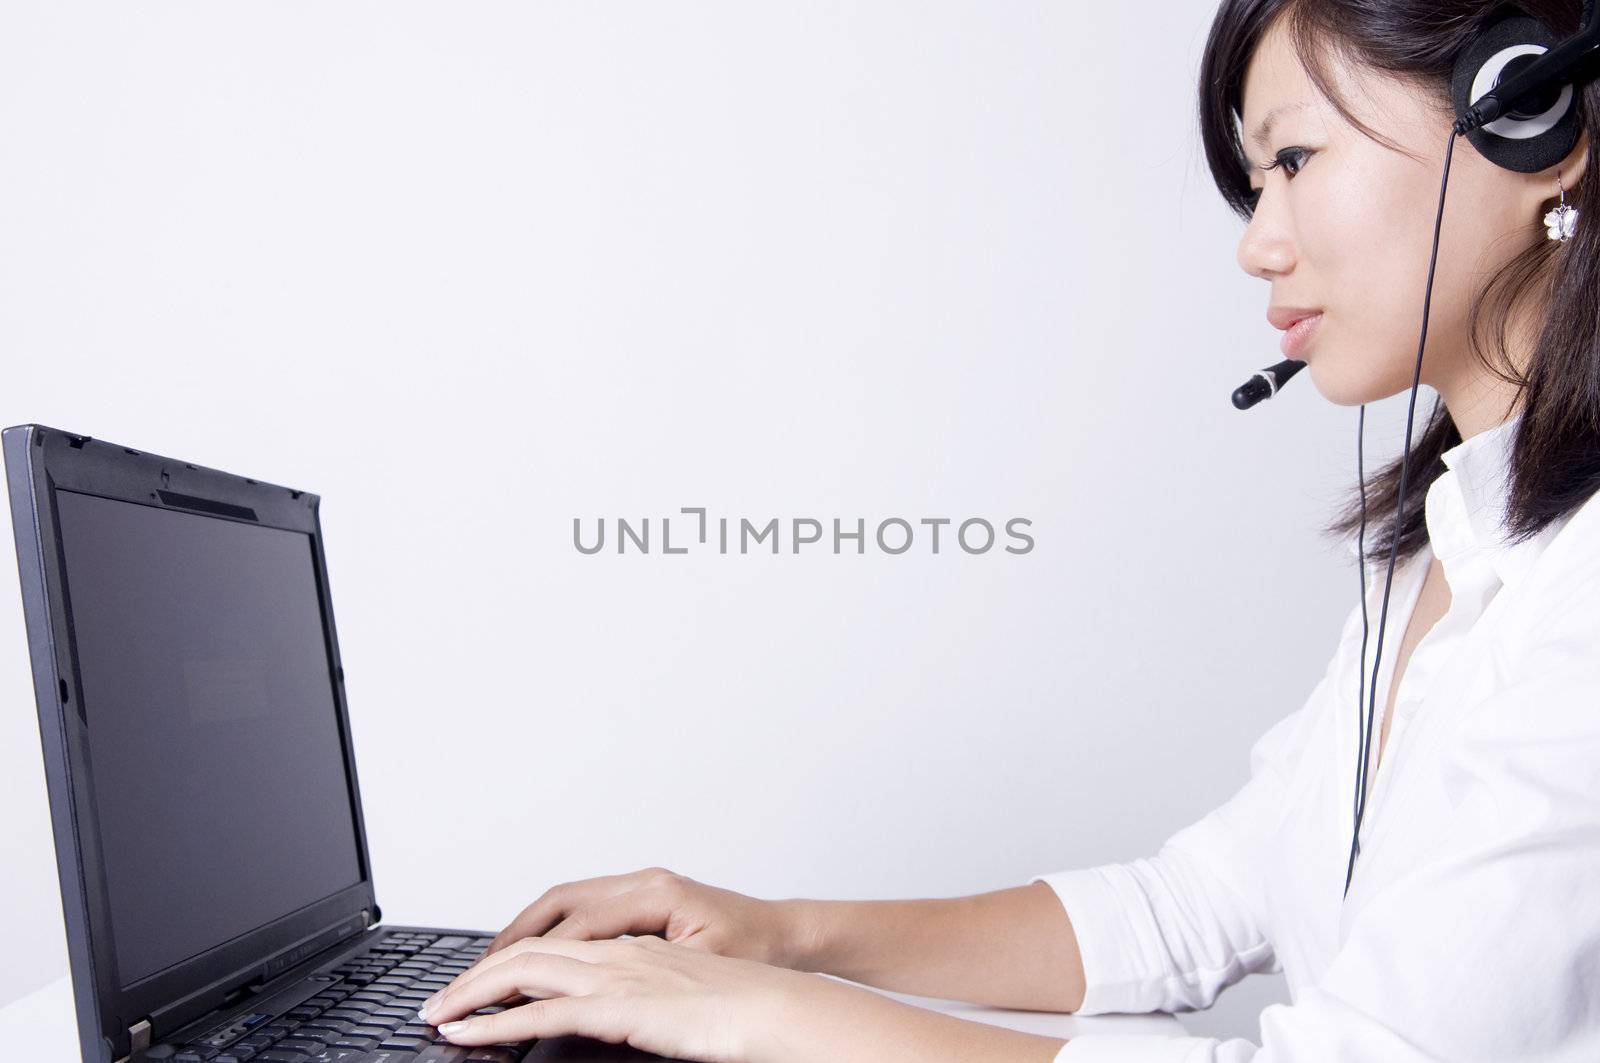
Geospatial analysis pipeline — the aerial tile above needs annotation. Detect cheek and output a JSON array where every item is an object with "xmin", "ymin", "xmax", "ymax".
[{"xmin": 1298, "ymin": 158, "xmax": 1472, "ymax": 373}]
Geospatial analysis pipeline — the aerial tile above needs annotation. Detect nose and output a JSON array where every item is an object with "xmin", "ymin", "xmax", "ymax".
[{"xmin": 1236, "ymin": 192, "xmax": 1296, "ymax": 279}]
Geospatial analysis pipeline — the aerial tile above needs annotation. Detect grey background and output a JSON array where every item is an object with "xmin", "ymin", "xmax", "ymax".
[{"xmin": 0, "ymin": 0, "xmax": 1428, "ymax": 1045}]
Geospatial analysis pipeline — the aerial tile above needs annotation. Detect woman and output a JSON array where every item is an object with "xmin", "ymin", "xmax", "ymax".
[{"xmin": 420, "ymin": 2, "xmax": 1600, "ymax": 1059}]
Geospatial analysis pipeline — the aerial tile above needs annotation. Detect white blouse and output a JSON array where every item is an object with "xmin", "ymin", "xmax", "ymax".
[{"xmin": 1031, "ymin": 413, "xmax": 1600, "ymax": 1061}]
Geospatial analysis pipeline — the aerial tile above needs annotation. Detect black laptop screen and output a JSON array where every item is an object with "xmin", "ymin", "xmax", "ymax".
[{"xmin": 54, "ymin": 488, "xmax": 364, "ymax": 988}]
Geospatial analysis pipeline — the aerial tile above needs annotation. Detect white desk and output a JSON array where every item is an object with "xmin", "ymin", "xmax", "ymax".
[{"xmin": 1, "ymin": 971, "xmax": 1187, "ymax": 1058}]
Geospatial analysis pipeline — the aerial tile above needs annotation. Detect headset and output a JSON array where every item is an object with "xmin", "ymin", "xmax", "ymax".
[{"xmin": 1228, "ymin": 1, "xmax": 1600, "ymax": 900}]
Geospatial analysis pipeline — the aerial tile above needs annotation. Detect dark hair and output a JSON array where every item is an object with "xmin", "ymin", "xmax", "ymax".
[{"xmin": 1198, "ymin": 0, "xmax": 1600, "ymax": 566}]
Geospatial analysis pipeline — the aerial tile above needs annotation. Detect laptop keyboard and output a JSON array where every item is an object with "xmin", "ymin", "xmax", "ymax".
[{"xmin": 166, "ymin": 930, "xmax": 533, "ymax": 1063}]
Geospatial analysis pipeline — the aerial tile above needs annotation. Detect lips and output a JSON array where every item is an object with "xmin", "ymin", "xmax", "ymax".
[
  {"xmin": 1267, "ymin": 305, "xmax": 1323, "ymax": 331},
  {"xmin": 1278, "ymin": 312, "xmax": 1322, "ymax": 358}
]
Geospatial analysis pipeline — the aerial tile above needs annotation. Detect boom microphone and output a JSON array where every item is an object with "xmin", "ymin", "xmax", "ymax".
[{"xmin": 1231, "ymin": 358, "xmax": 1307, "ymax": 409}]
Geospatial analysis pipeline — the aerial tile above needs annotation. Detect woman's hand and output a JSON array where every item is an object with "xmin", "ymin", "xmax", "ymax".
[
  {"xmin": 420, "ymin": 934, "xmax": 1070, "ymax": 1063},
  {"xmin": 417, "ymin": 932, "xmax": 801, "ymax": 1061},
  {"xmin": 470, "ymin": 866, "xmax": 815, "ymax": 970}
]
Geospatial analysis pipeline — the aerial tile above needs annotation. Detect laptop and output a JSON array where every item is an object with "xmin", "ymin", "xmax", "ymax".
[{"xmin": 3, "ymin": 425, "xmax": 681, "ymax": 1063}]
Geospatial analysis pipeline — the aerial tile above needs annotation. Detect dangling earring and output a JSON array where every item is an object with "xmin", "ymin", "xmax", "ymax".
[{"xmin": 1544, "ymin": 171, "xmax": 1579, "ymax": 242}]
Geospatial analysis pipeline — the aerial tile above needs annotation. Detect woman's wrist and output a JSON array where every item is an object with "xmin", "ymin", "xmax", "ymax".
[
  {"xmin": 770, "ymin": 898, "xmax": 831, "ymax": 971},
  {"xmin": 741, "ymin": 968, "xmax": 833, "ymax": 1061}
]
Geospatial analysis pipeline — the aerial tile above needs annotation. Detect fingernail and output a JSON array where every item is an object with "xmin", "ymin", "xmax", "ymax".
[
  {"xmin": 418, "ymin": 993, "xmax": 442, "ymax": 1020},
  {"xmin": 438, "ymin": 1020, "xmax": 469, "ymax": 1039}
]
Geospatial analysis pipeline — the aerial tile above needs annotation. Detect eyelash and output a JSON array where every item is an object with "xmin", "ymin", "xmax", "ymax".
[{"xmin": 1244, "ymin": 147, "xmax": 1312, "ymax": 212}]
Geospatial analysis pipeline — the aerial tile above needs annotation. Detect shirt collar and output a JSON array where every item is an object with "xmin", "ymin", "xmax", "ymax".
[{"xmin": 1424, "ymin": 412, "xmax": 1547, "ymax": 591}]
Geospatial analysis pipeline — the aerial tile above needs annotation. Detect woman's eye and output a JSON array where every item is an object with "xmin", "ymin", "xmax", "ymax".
[
  {"xmin": 1244, "ymin": 147, "xmax": 1311, "ymax": 214},
  {"xmin": 1262, "ymin": 146, "xmax": 1311, "ymax": 178}
]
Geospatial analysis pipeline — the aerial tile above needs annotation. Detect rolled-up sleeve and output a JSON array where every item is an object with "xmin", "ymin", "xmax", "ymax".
[
  {"xmin": 1030, "ymin": 615, "xmax": 1345, "ymax": 1017},
  {"xmin": 1035, "ymin": 661, "xmax": 1600, "ymax": 1061},
  {"xmin": 1028, "ymin": 714, "xmax": 1303, "ymax": 1018}
]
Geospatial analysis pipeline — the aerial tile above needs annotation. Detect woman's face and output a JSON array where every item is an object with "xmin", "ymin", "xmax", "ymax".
[{"xmin": 1236, "ymin": 18, "xmax": 1579, "ymax": 413}]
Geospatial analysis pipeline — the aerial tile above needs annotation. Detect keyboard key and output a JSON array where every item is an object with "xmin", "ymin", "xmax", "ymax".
[
  {"xmin": 413, "ymin": 1048, "xmax": 472, "ymax": 1062},
  {"xmin": 371, "ymin": 1008, "xmax": 416, "ymax": 1021},
  {"xmin": 378, "ymin": 1035, "xmax": 430, "ymax": 1050},
  {"xmin": 329, "ymin": 1036, "xmax": 380, "ymax": 1050},
  {"xmin": 274, "ymin": 1040, "xmax": 328, "ymax": 1054}
]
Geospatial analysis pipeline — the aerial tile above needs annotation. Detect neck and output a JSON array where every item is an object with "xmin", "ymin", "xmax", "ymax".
[
  {"xmin": 1433, "ymin": 304, "xmax": 1538, "ymax": 440},
  {"xmin": 1437, "ymin": 375, "xmax": 1522, "ymax": 440}
]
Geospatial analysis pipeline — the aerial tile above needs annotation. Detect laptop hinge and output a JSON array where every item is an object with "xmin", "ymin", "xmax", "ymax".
[{"xmin": 125, "ymin": 1017, "xmax": 152, "ymax": 1059}]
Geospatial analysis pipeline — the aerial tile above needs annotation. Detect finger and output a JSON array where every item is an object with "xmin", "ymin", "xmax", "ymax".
[
  {"xmin": 434, "ymin": 934, "xmax": 629, "ymax": 1008},
  {"xmin": 425, "ymin": 951, "xmax": 602, "ymax": 1027},
  {"xmin": 544, "ymin": 887, "xmax": 676, "ymax": 942},
  {"xmin": 438, "ymin": 995, "xmax": 631, "ymax": 1049},
  {"xmin": 428, "ymin": 941, "xmax": 620, "ymax": 1011},
  {"xmin": 485, "ymin": 869, "xmax": 665, "ymax": 955}
]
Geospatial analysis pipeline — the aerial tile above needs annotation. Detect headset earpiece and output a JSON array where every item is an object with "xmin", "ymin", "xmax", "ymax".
[{"xmin": 1451, "ymin": 14, "xmax": 1581, "ymax": 172}]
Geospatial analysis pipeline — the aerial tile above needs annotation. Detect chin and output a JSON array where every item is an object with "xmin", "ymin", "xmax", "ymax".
[{"xmin": 1302, "ymin": 352, "xmax": 1405, "ymax": 407}]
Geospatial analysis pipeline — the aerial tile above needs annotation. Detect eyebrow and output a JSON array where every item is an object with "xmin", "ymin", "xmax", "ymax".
[{"xmin": 1249, "ymin": 102, "xmax": 1309, "ymax": 150}]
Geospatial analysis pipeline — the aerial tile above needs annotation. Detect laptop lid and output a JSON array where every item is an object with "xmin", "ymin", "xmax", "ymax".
[{"xmin": 3, "ymin": 425, "xmax": 381, "ymax": 1063}]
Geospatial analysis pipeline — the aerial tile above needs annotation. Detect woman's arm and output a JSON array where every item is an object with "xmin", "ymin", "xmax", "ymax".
[
  {"xmin": 423, "ymin": 931, "xmax": 1074, "ymax": 1063},
  {"xmin": 761, "ymin": 971, "xmax": 1070, "ymax": 1063},
  {"xmin": 777, "ymin": 883, "xmax": 1087, "ymax": 1012}
]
